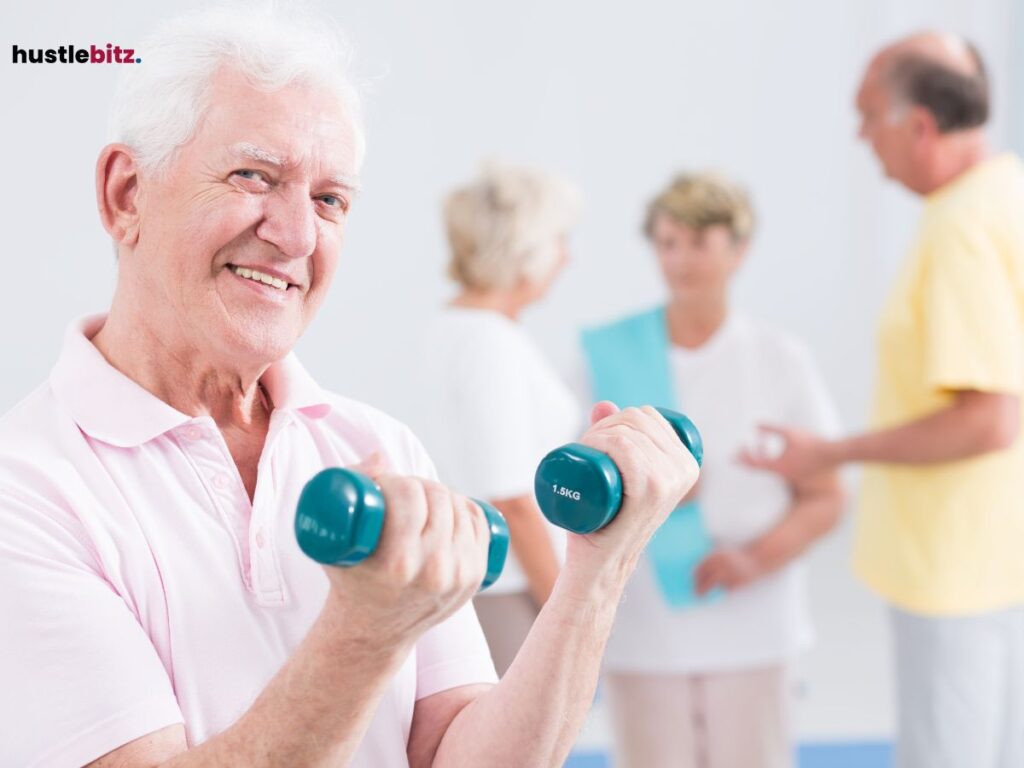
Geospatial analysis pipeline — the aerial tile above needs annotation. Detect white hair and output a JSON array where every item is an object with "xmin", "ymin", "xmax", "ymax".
[
  {"xmin": 108, "ymin": 0, "xmax": 365, "ymax": 177},
  {"xmin": 445, "ymin": 162, "xmax": 581, "ymax": 291}
]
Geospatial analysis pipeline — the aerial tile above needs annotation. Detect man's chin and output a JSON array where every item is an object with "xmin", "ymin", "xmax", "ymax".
[{"xmin": 216, "ymin": 315, "xmax": 300, "ymax": 366}]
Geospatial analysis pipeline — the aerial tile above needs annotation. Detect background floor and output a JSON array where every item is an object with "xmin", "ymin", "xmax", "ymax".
[
  {"xmin": 565, "ymin": 513, "xmax": 896, "ymax": 766},
  {"xmin": 566, "ymin": 742, "xmax": 892, "ymax": 768}
]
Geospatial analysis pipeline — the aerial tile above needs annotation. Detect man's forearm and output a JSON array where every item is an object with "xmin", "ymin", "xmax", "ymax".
[
  {"xmin": 832, "ymin": 394, "xmax": 1017, "ymax": 466},
  {"xmin": 431, "ymin": 562, "xmax": 628, "ymax": 768},
  {"xmin": 164, "ymin": 601, "xmax": 411, "ymax": 768}
]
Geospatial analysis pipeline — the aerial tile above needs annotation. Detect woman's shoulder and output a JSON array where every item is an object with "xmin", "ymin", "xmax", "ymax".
[{"xmin": 430, "ymin": 307, "xmax": 529, "ymax": 346}]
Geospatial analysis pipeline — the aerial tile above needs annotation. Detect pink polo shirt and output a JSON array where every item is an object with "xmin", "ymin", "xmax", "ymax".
[{"xmin": 0, "ymin": 314, "xmax": 497, "ymax": 768}]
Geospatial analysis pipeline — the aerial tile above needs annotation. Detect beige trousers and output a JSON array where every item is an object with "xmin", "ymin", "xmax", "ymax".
[
  {"xmin": 472, "ymin": 591, "xmax": 539, "ymax": 677},
  {"xmin": 604, "ymin": 666, "xmax": 793, "ymax": 768}
]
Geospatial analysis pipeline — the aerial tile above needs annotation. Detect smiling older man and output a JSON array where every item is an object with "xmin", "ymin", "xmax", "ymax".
[{"xmin": 0, "ymin": 6, "xmax": 698, "ymax": 768}]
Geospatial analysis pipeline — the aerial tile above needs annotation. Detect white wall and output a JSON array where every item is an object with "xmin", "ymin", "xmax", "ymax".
[{"xmin": 3, "ymin": 0, "xmax": 1019, "ymax": 744}]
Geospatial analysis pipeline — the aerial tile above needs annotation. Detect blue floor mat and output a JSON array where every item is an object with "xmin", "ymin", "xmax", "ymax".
[
  {"xmin": 565, "ymin": 742, "xmax": 892, "ymax": 768},
  {"xmin": 800, "ymin": 742, "xmax": 892, "ymax": 768}
]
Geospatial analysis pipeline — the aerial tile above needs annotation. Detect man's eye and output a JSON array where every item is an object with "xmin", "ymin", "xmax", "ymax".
[
  {"xmin": 318, "ymin": 195, "xmax": 347, "ymax": 211},
  {"xmin": 232, "ymin": 169, "xmax": 266, "ymax": 183}
]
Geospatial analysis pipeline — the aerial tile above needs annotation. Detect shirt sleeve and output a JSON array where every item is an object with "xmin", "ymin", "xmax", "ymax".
[
  {"xmin": 920, "ymin": 219, "xmax": 1024, "ymax": 394},
  {"xmin": 414, "ymin": 601, "xmax": 498, "ymax": 700},
  {"xmin": 0, "ymin": 486, "xmax": 183, "ymax": 768}
]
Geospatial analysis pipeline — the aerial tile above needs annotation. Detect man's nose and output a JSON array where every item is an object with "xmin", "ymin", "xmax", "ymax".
[{"xmin": 257, "ymin": 185, "xmax": 317, "ymax": 261}]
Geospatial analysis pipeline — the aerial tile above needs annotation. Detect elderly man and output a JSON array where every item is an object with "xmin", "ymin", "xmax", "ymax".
[
  {"xmin": 745, "ymin": 33, "xmax": 1024, "ymax": 768},
  {"xmin": 0, "ymin": 6, "xmax": 697, "ymax": 768}
]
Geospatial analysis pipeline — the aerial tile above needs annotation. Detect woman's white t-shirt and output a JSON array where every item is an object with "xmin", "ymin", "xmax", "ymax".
[
  {"xmin": 602, "ymin": 314, "xmax": 841, "ymax": 673},
  {"xmin": 415, "ymin": 307, "xmax": 581, "ymax": 595}
]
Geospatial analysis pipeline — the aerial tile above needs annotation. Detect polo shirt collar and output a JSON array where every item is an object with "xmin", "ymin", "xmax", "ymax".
[{"xmin": 50, "ymin": 313, "xmax": 332, "ymax": 448}]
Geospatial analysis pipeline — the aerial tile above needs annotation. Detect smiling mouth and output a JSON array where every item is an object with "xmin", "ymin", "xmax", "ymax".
[{"xmin": 227, "ymin": 264, "xmax": 296, "ymax": 292}]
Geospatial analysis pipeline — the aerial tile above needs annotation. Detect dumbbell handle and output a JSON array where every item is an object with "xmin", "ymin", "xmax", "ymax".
[{"xmin": 294, "ymin": 468, "xmax": 510, "ymax": 590}]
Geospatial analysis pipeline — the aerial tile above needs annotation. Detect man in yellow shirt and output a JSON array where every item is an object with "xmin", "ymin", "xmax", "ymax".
[{"xmin": 744, "ymin": 32, "xmax": 1024, "ymax": 768}]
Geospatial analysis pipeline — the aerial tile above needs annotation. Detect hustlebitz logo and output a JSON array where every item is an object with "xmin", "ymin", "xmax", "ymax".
[{"xmin": 12, "ymin": 44, "xmax": 141, "ymax": 64}]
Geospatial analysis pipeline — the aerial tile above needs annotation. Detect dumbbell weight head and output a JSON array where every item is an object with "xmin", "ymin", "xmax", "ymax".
[
  {"xmin": 534, "ymin": 407, "xmax": 703, "ymax": 535},
  {"xmin": 295, "ymin": 467, "xmax": 509, "ymax": 590}
]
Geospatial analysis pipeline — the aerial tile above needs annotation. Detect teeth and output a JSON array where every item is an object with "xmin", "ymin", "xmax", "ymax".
[{"xmin": 230, "ymin": 265, "xmax": 289, "ymax": 291}]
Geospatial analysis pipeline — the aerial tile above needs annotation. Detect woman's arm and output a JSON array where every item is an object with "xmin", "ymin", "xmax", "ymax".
[
  {"xmin": 491, "ymin": 494, "xmax": 560, "ymax": 605},
  {"xmin": 696, "ymin": 469, "xmax": 844, "ymax": 593}
]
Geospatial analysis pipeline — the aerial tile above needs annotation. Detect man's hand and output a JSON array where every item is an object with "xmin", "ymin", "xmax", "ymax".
[
  {"xmin": 738, "ymin": 424, "xmax": 839, "ymax": 482},
  {"xmin": 564, "ymin": 402, "xmax": 700, "ymax": 580},
  {"xmin": 742, "ymin": 392, "xmax": 1020, "ymax": 478},
  {"xmin": 681, "ymin": 475, "xmax": 700, "ymax": 505},
  {"xmin": 694, "ymin": 546, "xmax": 763, "ymax": 595},
  {"xmin": 424, "ymin": 402, "xmax": 700, "ymax": 768},
  {"xmin": 323, "ymin": 453, "xmax": 491, "ymax": 653}
]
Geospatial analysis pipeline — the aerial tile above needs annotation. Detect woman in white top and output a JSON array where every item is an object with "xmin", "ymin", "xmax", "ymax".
[
  {"xmin": 584, "ymin": 173, "xmax": 846, "ymax": 768},
  {"xmin": 416, "ymin": 163, "xmax": 582, "ymax": 675}
]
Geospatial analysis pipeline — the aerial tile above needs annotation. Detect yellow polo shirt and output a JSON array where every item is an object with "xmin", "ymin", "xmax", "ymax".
[{"xmin": 853, "ymin": 153, "xmax": 1024, "ymax": 616}]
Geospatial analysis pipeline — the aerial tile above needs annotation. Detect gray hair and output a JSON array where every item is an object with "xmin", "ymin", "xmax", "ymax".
[
  {"xmin": 884, "ymin": 40, "xmax": 989, "ymax": 133},
  {"xmin": 108, "ymin": 1, "xmax": 365, "ymax": 177},
  {"xmin": 444, "ymin": 162, "xmax": 581, "ymax": 291}
]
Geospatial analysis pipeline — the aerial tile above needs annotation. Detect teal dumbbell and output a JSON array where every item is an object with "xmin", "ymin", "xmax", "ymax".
[
  {"xmin": 295, "ymin": 468, "xmax": 510, "ymax": 590},
  {"xmin": 534, "ymin": 407, "xmax": 703, "ymax": 534}
]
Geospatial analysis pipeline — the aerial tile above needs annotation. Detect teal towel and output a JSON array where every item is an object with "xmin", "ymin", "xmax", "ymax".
[{"xmin": 581, "ymin": 307, "xmax": 720, "ymax": 609}]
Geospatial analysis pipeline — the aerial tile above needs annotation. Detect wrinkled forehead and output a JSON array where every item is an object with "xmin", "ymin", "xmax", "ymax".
[{"xmin": 183, "ymin": 67, "xmax": 360, "ymax": 181}]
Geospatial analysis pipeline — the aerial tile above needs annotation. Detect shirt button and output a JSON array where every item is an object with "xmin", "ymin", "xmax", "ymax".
[
  {"xmin": 185, "ymin": 425, "xmax": 203, "ymax": 441},
  {"xmin": 255, "ymin": 530, "xmax": 266, "ymax": 548},
  {"xmin": 212, "ymin": 474, "xmax": 230, "ymax": 489}
]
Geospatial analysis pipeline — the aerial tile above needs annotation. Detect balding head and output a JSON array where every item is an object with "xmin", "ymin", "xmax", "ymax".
[
  {"xmin": 856, "ymin": 32, "xmax": 991, "ymax": 195},
  {"xmin": 867, "ymin": 32, "xmax": 989, "ymax": 133}
]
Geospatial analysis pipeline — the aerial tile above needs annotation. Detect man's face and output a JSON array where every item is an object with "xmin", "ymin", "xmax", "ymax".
[
  {"xmin": 855, "ymin": 67, "xmax": 917, "ymax": 188},
  {"xmin": 129, "ymin": 67, "xmax": 359, "ymax": 366},
  {"xmin": 651, "ymin": 216, "xmax": 743, "ymax": 301}
]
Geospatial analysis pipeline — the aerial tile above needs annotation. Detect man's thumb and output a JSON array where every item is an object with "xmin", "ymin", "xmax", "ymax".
[{"xmin": 590, "ymin": 400, "xmax": 620, "ymax": 425}]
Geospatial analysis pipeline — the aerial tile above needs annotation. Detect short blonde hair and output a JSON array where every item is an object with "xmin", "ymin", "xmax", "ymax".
[
  {"xmin": 444, "ymin": 162, "xmax": 581, "ymax": 291},
  {"xmin": 643, "ymin": 172, "xmax": 755, "ymax": 242}
]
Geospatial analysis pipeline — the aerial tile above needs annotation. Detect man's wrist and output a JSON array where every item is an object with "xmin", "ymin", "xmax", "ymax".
[
  {"xmin": 825, "ymin": 437, "xmax": 852, "ymax": 468},
  {"xmin": 552, "ymin": 554, "xmax": 630, "ymax": 626},
  {"xmin": 318, "ymin": 595, "xmax": 416, "ymax": 668}
]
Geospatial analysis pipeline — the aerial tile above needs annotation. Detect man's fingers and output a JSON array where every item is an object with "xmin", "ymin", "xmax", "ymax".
[
  {"xmin": 594, "ymin": 407, "xmax": 683, "ymax": 472},
  {"xmin": 452, "ymin": 496, "xmax": 486, "ymax": 592},
  {"xmin": 757, "ymin": 423, "xmax": 789, "ymax": 438},
  {"xmin": 420, "ymin": 480, "xmax": 455, "ymax": 544},
  {"xmin": 736, "ymin": 447, "xmax": 775, "ymax": 470}
]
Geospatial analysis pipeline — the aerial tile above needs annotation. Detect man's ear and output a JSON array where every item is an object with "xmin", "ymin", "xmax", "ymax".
[
  {"xmin": 908, "ymin": 105, "xmax": 938, "ymax": 141},
  {"xmin": 96, "ymin": 143, "xmax": 142, "ymax": 247}
]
